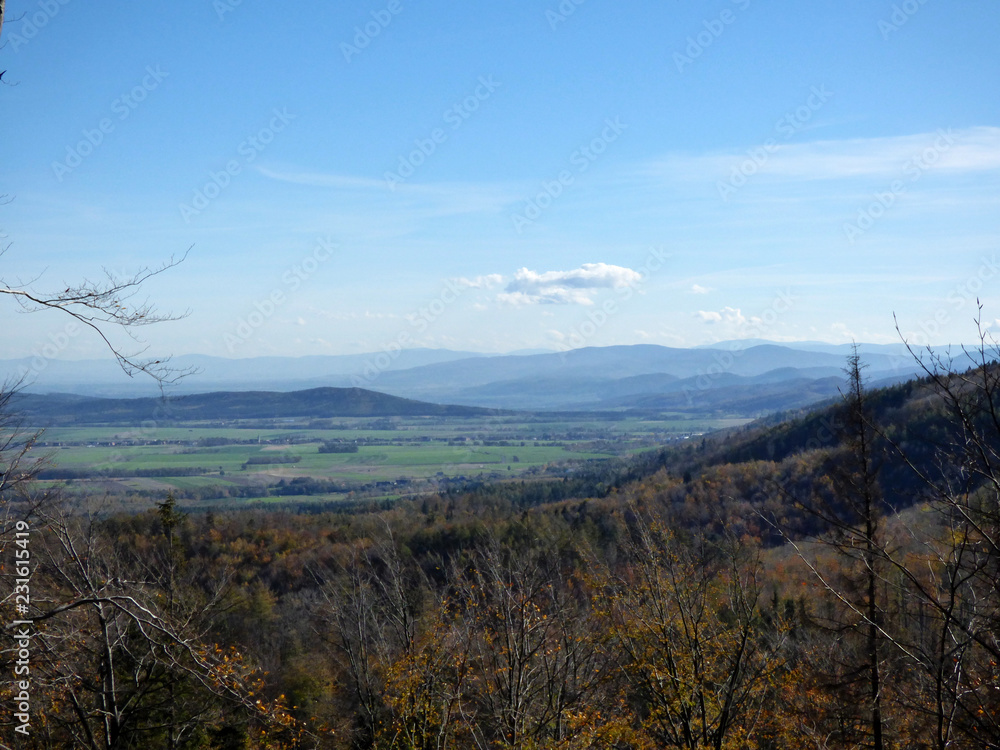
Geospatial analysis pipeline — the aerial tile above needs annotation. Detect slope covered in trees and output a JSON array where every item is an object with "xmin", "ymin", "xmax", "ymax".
[
  {"xmin": 12, "ymin": 387, "xmax": 500, "ymax": 425},
  {"xmin": 2, "ymin": 346, "xmax": 1000, "ymax": 748}
]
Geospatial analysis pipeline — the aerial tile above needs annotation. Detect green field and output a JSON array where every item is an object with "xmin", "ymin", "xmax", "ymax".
[{"xmin": 29, "ymin": 414, "xmax": 750, "ymax": 508}]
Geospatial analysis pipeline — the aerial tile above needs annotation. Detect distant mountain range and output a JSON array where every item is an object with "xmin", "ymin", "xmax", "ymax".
[
  {"xmin": 3, "ymin": 341, "xmax": 969, "ymax": 416},
  {"xmin": 360, "ymin": 344, "xmax": 933, "ymax": 411}
]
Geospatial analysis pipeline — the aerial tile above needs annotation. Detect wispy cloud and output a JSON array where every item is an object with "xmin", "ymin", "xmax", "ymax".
[
  {"xmin": 255, "ymin": 167, "xmax": 388, "ymax": 190},
  {"xmin": 254, "ymin": 164, "xmax": 520, "ymax": 217},
  {"xmin": 255, "ymin": 128, "xmax": 1000, "ymax": 231},
  {"xmin": 645, "ymin": 127, "xmax": 1000, "ymax": 183},
  {"xmin": 497, "ymin": 263, "xmax": 642, "ymax": 306}
]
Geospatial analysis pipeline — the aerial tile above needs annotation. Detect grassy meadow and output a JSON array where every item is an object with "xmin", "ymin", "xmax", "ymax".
[{"xmin": 30, "ymin": 414, "xmax": 750, "ymax": 508}]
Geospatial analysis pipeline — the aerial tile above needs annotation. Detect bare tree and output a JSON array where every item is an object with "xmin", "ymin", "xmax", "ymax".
[
  {"xmin": 775, "ymin": 328, "xmax": 1000, "ymax": 748},
  {"xmin": 6, "ymin": 498, "xmax": 306, "ymax": 749},
  {"xmin": 599, "ymin": 513, "xmax": 785, "ymax": 750},
  {"xmin": 880, "ymin": 310, "xmax": 1000, "ymax": 745},
  {"xmin": 840, "ymin": 347, "xmax": 888, "ymax": 750},
  {"xmin": 774, "ymin": 349, "xmax": 894, "ymax": 749},
  {"xmin": 455, "ymin": 537, "xmax": 605, "ymax": 750},
  {"xmin": 0, "ymin": 384, "xmax": 46, "ymax": 497},
  {"xmin": 316, "ymin": 526, "xmax": 425, "ymax": 747}
]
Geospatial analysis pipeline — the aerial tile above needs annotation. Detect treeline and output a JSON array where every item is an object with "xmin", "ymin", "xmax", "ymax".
[
  {"xmin": 38, "ymin": 466, "xmax": 215, "ymax": 479},
  {"xmin": 318, "ymin": 442, "xmax": 360, "ymax": 454}
]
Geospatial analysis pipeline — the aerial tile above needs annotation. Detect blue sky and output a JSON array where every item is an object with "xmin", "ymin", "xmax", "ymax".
[{"xmin": 2, "ymin": 0, "xmax": 999, "ymax": 367}]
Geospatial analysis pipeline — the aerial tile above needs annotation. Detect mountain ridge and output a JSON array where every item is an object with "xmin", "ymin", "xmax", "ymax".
[
  {"xmin": 11, "ymin": 386, "xmax": 501, "ymax": 426},
  {"xmin": 5, "ymin": 342, "xmax": 962, "ymax": 415}
]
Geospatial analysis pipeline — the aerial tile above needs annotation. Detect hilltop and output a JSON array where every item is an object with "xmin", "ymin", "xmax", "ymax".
[{"xmin": 12, "ymin": 386, "xmax": 500, "ymax": 426}]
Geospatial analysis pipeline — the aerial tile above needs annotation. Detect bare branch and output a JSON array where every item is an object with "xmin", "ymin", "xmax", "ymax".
[{"xmin": 0, "ymin": 247, "xmax": 197, "ymax": 386}]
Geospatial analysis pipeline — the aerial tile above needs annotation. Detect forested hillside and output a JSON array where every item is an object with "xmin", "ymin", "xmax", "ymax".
[
  {"xmin": 2, "ymin": 349, "xmax": 1000, "ymax": 749},
  {"xmin": 12, "ymin": 387, "xmax": 497, "ymax": 425}
]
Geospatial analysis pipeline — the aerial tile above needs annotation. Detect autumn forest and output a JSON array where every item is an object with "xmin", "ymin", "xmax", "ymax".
[{"xmin": 0, "ymin": 339, "xmax": 997, "ymax": 750}]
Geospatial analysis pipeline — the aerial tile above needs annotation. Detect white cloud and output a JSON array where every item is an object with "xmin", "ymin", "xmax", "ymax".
[
  {"xmin": 696, "ymin": 307, "xmax": 750, "ymax": 325},
  {"xmin": 690, "ymin": 284, "xmax": 711, "ymax": 294},
  {"xmin": 499, "ymin": 263, "xmax": 641, "ymax": 306}
]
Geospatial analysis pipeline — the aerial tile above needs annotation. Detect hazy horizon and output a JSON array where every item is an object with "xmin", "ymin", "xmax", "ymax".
[{"xmin": 0, "ymin": 337, "xmax": 948, "ymax": 364}]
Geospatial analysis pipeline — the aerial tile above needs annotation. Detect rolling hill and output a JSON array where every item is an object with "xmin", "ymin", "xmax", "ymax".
[{"xmin": 11, "ymin": 387, "xmax": 500, "ymax": 425}]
